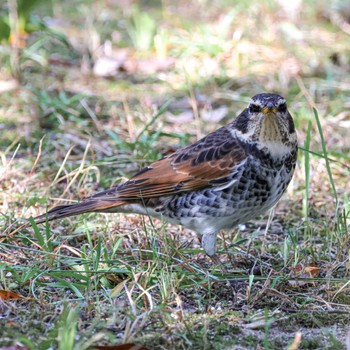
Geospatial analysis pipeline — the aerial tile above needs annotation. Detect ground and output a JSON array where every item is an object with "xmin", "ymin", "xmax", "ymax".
[{"xmin": 0, "ymin": 0, "xmax": 350, "ymax": 349}]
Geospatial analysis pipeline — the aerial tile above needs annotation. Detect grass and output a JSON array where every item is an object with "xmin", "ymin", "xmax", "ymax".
[{"xmin": 1, "ymin": 0, "xmax": 350, "ymax": 349}]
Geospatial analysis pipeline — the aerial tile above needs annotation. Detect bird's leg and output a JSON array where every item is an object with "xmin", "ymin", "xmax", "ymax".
[{"xmin": 202, "ymin": 231, "xmax": 227, "ymax": 272}]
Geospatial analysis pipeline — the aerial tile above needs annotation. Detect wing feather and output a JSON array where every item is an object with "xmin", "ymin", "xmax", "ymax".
[{"xmin": 91, "ymin": 126, "xmax": 246, "ymax": 202}]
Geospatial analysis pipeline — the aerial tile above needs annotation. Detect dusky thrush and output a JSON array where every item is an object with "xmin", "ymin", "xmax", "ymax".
[{"xmin": 33, "ymin": 93, "xmax": 298, "ymax": 264}]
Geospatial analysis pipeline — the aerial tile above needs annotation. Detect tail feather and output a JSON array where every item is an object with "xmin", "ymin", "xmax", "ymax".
[{"xmin": 33, "ymin": 199, "xmax": 126, "ymax": 224}]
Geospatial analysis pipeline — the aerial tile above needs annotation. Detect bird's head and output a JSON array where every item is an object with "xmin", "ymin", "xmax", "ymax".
[{"xmin": 234, "ymin": 93, "xmax": 297, "ymax": 152}]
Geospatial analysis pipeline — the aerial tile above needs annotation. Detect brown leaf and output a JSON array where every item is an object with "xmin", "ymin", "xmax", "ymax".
[
  {"xmin": 305, "ymin": 265, "xmax": 321, "ymax": 278},
  {"xmin": 288, "ymin": 262, "xmax": 321, "ymax": 287},
  {"xmin": 293, "ymin": 263, "xmax": 303, "ymax": 274},
  {"xmin": 0, "ymin": 290, "xmax": 23, "ymax": 300}
]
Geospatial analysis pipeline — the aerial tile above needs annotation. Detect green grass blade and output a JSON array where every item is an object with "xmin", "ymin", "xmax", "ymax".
[
  {"xmin": 28, "ymin": 216, "xmax": 46, "ymax": 248},
  {"xmin": 303, "ymin": 120, "xmax": 312, "ymax": 222},
  {"xmin": 313, "ymin": 107, "xmax": 338, "ymax": 213},
  {"xmin": 298, "ymin": 146, "xmax": 350, "ymax": 169},
  {"xmin": 136, "ymin": 99, "xmax": 174, "ymax": 141}
]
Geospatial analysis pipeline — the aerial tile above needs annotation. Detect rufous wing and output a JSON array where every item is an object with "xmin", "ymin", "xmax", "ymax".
[{"xmin": 92, "ymin": 128, "xmax": 247, "ymax": 202}]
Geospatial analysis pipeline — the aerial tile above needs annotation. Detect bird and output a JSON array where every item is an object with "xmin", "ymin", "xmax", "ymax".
[{"xmin": 32, "ymin": 93, "xmax": 298, "ymax": 266}]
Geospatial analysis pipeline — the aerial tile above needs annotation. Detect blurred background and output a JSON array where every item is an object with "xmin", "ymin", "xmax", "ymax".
[{"xmin": 1, "ymin": 1, "xmax": 350, "ymax": 139}]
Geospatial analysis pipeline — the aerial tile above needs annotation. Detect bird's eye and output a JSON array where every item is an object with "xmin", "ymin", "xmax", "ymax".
[
  {"xmin": 278, "ymin": 102, "xmax": 287, "ymax": 113},
  {"xmin": 249, "ymin": 104, "xmax": 261, "ymax": 113}
]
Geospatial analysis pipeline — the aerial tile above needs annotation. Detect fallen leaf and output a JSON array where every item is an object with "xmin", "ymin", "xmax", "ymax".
[
  {"xmin": 293, "ymin": 264, "xmax": 303, "ymax": 274},
  {"xmin": 0, "ymin": 290, "xmax": 23, "ymax": 300},
  {"xmin": 93, "ymin": 56, "xmax": 126, "ymax": 77},
  {"xmin": 288, "ymin": 263, "xmax": 321, "ymax": 286},
  {"xmin": 305, "ymin": 265, "xmax": 321, "ymax": 278}
]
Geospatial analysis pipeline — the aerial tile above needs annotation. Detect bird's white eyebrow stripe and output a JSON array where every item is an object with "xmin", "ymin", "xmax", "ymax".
[
  {"xmin": 249, "ymin": 99, "xmax": 264, "ymax": 107},
  {"xmin": 249, "ymin": 97, "xmax": 286, "ymax": 107},
  {"xmin": 276, "ymin": 98, "xmax": 286, "ymax": 105}
]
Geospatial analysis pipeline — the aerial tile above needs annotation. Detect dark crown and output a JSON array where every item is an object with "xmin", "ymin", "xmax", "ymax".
[{"xmin": 250, "ymin": 93, "xmax": 286, "ymax": 107}]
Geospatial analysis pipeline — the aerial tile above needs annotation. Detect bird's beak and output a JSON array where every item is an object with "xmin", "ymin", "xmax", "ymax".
[{"xmin": 262, "ymin": 103, "xmax": 277, "ymax": 116}]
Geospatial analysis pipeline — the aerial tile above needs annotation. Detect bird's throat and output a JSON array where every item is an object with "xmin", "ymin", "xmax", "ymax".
[
  {"xmin": 257, "ymin": 115, "xmax": 294, "ymax": 159},
  {"xmin": 259, "ymin": 114, "xmax": 282, "ymax": 143}
]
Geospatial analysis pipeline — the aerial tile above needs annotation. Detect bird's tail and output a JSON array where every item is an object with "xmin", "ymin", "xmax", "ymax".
[{"xmin": 33, "ymin": 198, "xmax": 127, "ymax": 224}]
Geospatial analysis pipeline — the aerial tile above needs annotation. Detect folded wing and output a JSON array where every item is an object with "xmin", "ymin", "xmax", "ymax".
[
  {"xmin": 34, "ymin": 126, "xmax": 247, "ymax": 223},
  {"xmin": 93, "ymin": 126, "xmax": 247, "ymax": 201}
]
